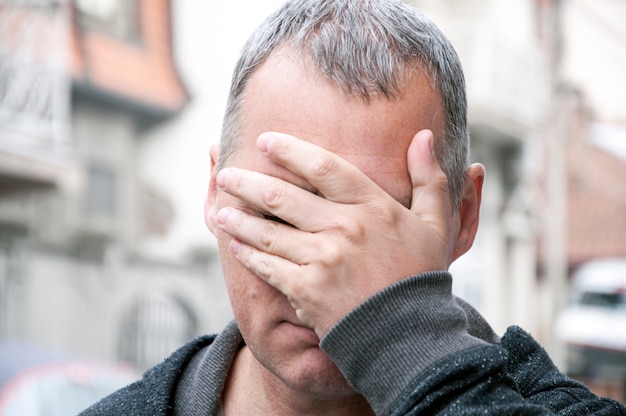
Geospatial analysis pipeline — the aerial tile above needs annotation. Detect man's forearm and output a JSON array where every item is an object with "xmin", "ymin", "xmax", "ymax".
[{"xmin": 321, "ymin": 272, "xmax": 626, "ymax": 415}]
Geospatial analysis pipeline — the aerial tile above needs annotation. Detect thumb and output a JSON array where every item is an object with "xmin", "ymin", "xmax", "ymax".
[{"xmin": 407, "ymin": 129, "xmax": 453, "ymax": 232}]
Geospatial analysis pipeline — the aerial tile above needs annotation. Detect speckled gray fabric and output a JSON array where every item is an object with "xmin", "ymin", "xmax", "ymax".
[
  {"xmin": 501, "ymin": 326, "xmax": 626, "ymax": 415},
  {"xmin": 78, "ymin": 333, "xmax": 215, "ymax": 415}
]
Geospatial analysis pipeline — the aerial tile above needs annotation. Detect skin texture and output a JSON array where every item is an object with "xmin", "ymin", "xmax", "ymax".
[{"xmin": 205, "ymin": 49, "xmax": 485, "ymax": 415}]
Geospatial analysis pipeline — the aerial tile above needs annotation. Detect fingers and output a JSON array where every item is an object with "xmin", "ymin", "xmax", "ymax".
[
  {"xmin": 216, "ymin": 206, "xmax": 325, "ymax": 264},
  {"xmin": 229, "ymin": 237, "xmax": 308, "ymax": 310},
  {"xmin": 215, "ymin": 130, "xmax": 458, "ymax": 337},
  {"xmin": 257, "ymin": 132, "xmax": 386, "ymax": 204},
  {"xmin": 216, "ymin": 167, "xmax": 339, "ymax": 232}
]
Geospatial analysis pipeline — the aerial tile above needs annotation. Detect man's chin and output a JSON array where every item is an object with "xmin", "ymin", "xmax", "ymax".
[
  {"xmin": 255, "ymin": 334, "xmax": 354, "ymax": 398},
  {"xmin": 283, "ymin": 362, "xmax": 356, "ymax": 399}
]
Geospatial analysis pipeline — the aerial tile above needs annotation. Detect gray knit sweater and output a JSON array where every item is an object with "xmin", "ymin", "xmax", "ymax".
[{"xmin": 80, "ymin": 271, "xmax": 625, "ymax": 415}]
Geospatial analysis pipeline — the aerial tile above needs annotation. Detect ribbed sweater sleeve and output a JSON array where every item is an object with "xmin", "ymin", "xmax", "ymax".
[
  {"xmin": 320, "ymin": 271, "xmax": 558, "ymax": 415},
  {"xmin": 320, "ymin": 271, "xmax": 485, "ymax": 413}
]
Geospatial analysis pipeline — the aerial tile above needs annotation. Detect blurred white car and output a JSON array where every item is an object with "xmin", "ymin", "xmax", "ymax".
[{"xmin": 556, "ymin": 258, "xmax": 626, "ymax": 377}]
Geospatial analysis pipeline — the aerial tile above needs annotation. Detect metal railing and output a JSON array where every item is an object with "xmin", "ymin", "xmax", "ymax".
[{"xmin": 0, "ymin": 0, "xmax": 70, "ymax": 147}]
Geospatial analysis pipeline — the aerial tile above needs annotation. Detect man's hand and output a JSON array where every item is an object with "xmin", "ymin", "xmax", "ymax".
[{"xmin": 215, "ymin": 130, "xmax": 455, "ymax": 338}]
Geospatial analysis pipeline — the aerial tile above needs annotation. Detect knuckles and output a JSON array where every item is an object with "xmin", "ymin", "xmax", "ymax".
[
  {"xmin": 310, "ymin": 152, "xmax": 338, "ymax": 179},
  {"xmin": 262, "ymin": 181, "xmax": 287, "ymax": 209},
  {"xmin": 434, "ymin": 169, "xmax": 451, "ymax": 194},
  {"xmin": 315, "ymin": 239, "xmax": 343, "ymax": 269},
  {"xmin": 253, "ymin": 251, "xmax": 274, "ymax": 282},
  {"xmin": 259, "ymin": 220, "xmax": 279, "ymax": 251}
]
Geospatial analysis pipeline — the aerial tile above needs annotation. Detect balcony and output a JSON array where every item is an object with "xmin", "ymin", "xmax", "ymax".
[{"xmin": 0, "ymin": 1, "xmax": 78, "ymax": 194}]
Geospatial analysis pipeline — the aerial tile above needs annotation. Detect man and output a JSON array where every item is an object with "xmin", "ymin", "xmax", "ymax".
[{"xmin": 81, "ymin": 0, "xmax": 626, "ymax": 414}]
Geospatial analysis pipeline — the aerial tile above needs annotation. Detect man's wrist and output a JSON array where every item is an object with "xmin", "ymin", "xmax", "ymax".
[{"xmin": 320, "ymin": 271, "xmax": 486, "ymax": 413}]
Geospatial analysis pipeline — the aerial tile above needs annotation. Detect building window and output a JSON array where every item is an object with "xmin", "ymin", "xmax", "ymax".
[
  {"xmin": 85, "ymin": 164, "xmax": 116, "ymax": 216},
  {"xmin": 74, "ymin": 0, "xmax": 139, "ymax": 41}
]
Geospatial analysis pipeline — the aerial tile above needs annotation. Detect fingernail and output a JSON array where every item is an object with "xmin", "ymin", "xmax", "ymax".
[
  {"xmin": 216, "ymin": 207, "xmax": 233, "ymax": 225},
  {"xmin": 257, "ymin": 133, "xmax": 274, "ymax": 153},
  {"xmin": 428, "ymin": 131, "xmax": 435, "ymax": 159},
  {"xmin": 216, "ymin": 168, "xmax": 230, "ymax": 189}
]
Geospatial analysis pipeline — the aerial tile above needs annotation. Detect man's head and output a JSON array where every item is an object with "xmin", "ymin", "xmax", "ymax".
[
  {"xmin": 219, "ymin": 0, "xmax": 469, "ymax": 210},
  {"xmin": 205, "ymin": 0, "xmax": 483, "ymax": 407}
]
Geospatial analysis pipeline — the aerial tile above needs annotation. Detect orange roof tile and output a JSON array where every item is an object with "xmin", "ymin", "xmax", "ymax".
[{"xmin": 70, "ymin": 0, "xmax": 188, "ymax": 114}]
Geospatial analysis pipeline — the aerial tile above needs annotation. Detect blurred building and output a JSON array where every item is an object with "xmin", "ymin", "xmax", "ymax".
[
  {"xmin": 0, "ymin": 0, "xmax": 231, "ymax": 372},
  {"xmin": 413, "ymin": 0, "xmax": 625, "ymax": 402}
]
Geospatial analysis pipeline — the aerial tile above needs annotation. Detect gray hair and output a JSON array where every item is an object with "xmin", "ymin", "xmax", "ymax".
[{"xmin": 219, "ymin": 0, "xmax": 469, "ymax": 210}]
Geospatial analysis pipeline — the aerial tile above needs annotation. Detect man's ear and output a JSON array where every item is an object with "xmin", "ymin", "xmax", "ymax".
[
  {"xmin": 451, "ymin": 163, "xmax": 485, "ymax": 262},
  {"xmin": 204, "ymin": 144, "xmax": 220, "ymax": 236}
]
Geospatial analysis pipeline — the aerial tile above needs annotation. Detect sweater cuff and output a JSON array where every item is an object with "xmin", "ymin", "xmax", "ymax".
[{"xmin": 319, "ymin": 271, "xmax": 486, "ymax": 415}]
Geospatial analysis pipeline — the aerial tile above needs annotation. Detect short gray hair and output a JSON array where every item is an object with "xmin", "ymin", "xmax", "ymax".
[{"xmin": 219, "ymin": 0, "xmax": 469, "ymax": 210}]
